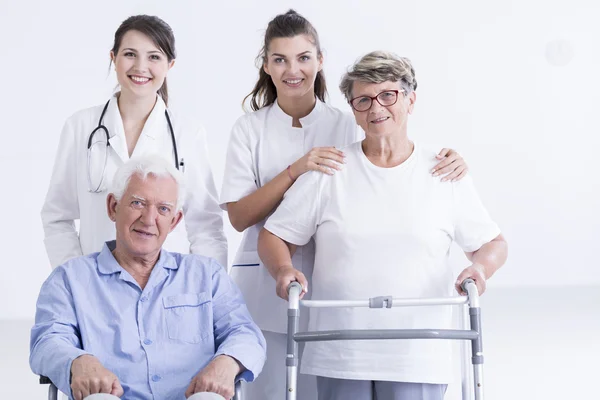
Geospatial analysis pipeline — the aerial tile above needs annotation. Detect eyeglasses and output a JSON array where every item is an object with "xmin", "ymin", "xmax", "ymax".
[{"xmin": 349, "ymin": 89, "xmax": 403, "ymax": 112}]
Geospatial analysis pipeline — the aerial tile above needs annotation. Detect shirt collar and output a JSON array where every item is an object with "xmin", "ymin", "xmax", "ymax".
[
  {"xmin": 97, "ymin": 241, "xmax": 179, "ymax": 276},
  {"xmin": 271, "ymin": 98, "xmax": 324, "ymax": 127}
]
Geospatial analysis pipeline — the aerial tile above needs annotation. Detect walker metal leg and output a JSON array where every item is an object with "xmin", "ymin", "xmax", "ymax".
[
  {"xmin": 461, "ymin": 304, "xmax": 474, "ymax": 400},
  {"xmin": 286, "ymin": 307, "xmax": 299, "ymax": 400},
  {"xmin": 286, "ymin": 366, "xmax": 298, "ymax": 400},
  {"xmin": 470, "ymin": 306, "xmax": 484, "ymax": 400},
  {"xmin": 286, "ymin": 283, "xmax": 302, "ymax": 400},
  {"xmin": 473, "ymin": 364, "xmax": 484, "ymax": 400}
]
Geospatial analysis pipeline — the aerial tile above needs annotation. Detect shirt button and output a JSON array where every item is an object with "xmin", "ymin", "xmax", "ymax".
[
  {"xmin": 143, "ymin": 339, "xmax": 152, "ymax": 345},
  {"xmin": 152, "ymin": 375, "xmax": 161, "ymax": 382},
  {"xmin": 140, "ymin": 296, "xmax": 148, "ymax": 302}
]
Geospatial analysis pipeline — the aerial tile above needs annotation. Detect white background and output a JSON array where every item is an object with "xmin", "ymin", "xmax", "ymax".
[
  {"xmin": 0, "ymin": 0, "xmax": 598, "ymax": 320},
  {"xmin": 0, "ymin": 1, "xmax": 599, "ymax": 399}
]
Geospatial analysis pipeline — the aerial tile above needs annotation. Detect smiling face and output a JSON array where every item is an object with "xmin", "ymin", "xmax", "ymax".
[
  {"xmin": 107, "ymin": 173, "xmax": 182, "ymax": 260},
  {"xmin": 263, "ymin": 35, "xmax": 323, "ymax": 101},
  {"xmin": 351, "ymin": 80, "xmax": 416, "ymax": 138},
  {"xmin": 110, "ymin": 29, "xmax": 174, "ymax": 100}
]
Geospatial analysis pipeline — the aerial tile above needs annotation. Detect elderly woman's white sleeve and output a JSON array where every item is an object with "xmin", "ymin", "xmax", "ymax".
[
  {"xmin": 219, "ymin": 116, "xmax": 258, "ymax": 210},
  {"xmin": 41, "ymin": 117, "xmax": 83, "ymax": 268},
  {"xmin": 451, "ymin": 175, "xmax": 502, "ymax": 252},
  {"xmin": 182, "ymin": 124, "xmax": 228, "ymax": 266},
  {"xmin": 263, "ymin": 172, "xmax": 323, "ymax": 246}
]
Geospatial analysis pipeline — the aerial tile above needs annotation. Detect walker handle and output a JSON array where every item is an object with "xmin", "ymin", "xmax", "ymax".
[
  {"xmin": 460, "ymin": 278, "xmax": 476, "ymax": 293},
  {"xmin": 287, "ymin": 281, "xmax": 303, "ymax": 294}
]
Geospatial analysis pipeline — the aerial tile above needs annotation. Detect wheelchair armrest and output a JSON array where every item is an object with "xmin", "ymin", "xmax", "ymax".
[{"xmin": 39, "ymin": 376, "xmax": 59, "ymax": 400}]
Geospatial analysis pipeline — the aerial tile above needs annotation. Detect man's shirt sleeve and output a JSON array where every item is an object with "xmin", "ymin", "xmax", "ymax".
[
  {"xmin": 209, "ymin": 258, "xmax": 267, "ymax": 382},
  {"xmin": 29, "ymin": 267, "xmax": 92, "ymax": 395}
]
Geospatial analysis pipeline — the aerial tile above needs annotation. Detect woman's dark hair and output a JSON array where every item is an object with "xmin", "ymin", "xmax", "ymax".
[
  {"xmin": 243, "ymin": 10, "xmax": 327, "ymax": 111},
  {"xmin": 111, "ymin": 15, "xmax": 176, "ymax": 105}
]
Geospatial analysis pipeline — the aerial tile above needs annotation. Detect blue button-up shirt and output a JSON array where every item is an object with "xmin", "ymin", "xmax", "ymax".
[{"xmin": 30, "ymin": 241, "xmax": 266, "ymax": 400}]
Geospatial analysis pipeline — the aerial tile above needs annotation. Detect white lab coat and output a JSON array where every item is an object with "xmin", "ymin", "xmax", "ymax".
[{"xmin": 41, "ymin": 94, "xmax": 227, "ymax": 268}]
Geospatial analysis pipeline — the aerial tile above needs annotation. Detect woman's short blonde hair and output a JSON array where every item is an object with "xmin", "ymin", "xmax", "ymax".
[{"xmin": 339, "ymin": 51, "xmax": 418, "ymax": 101}]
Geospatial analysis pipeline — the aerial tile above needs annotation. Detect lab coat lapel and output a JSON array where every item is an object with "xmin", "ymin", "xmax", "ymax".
[
  {"xmin": 105, "ymin": 95, "xmax": 129, "ymax": 163},
  {"xmin": 130, "ymin": 96, "xmax": 166, "ymax": 159}
]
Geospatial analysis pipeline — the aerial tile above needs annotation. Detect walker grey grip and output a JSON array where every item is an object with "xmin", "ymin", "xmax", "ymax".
[
  {"xmin": 470, "ymin": 307, "xmax": 484, "ymax": 365},
  {"xmin": 287, "ymin": 281, "xmax": 302, "ymax": 294},
  {"xmin": 461, "ymin": 278, "xmax": 476, "ymax": 292},
  {"xmin": 369, "ymin": 296, "xmax": 393, "ymax": 308},
  {"xmin": 287, "ymin": 309, "xmax": 299, "ymax": 366}
]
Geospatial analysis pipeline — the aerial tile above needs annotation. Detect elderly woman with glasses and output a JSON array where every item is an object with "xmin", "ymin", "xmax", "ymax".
[{"xmin": 257, "ymin": 51, "xmax": 508, "ymax": 400}]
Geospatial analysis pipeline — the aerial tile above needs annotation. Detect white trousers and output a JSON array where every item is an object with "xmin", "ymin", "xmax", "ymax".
[
  {"xmin": 316, "ymin": 377, "xmax": 447, "ymax": 400},
  {"xmin": 243, "ymin": 330, "xmax": 317, "ymax": 400}
]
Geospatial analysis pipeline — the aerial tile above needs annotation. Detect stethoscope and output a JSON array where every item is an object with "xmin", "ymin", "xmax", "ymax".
[{"xmin": 87, "ymin": 99, "xmax": 183, "ymax": 193}]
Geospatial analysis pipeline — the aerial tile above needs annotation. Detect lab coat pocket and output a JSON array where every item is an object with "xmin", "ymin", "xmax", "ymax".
[{"xmin": 163, "ymin": 292, "xmax": 211, "ymax": 344}]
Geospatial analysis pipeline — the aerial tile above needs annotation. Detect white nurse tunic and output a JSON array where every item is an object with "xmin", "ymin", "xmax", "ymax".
[{"xmin": 220, "ymin": 99, "xmax": 361, "ymax": 333}]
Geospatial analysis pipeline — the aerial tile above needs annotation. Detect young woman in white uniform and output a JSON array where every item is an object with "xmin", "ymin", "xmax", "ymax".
[
  {"xmin": 42, "ymin": 15, "xmax": 227, "ymax": 268},
  {"xmin": 220, "ymin": 10, "xmax": 468, "ymax": 400}
]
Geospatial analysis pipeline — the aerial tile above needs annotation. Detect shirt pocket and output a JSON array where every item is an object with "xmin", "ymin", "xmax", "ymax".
[{"xmin": 163, "ymin": 292, "xmax": 212, "ymax": 344}]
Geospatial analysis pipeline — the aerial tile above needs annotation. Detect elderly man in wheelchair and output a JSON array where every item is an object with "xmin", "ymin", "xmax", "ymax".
[{"xmin": 30, "ymin": 155, "xmax": 266, "ymax": 400}]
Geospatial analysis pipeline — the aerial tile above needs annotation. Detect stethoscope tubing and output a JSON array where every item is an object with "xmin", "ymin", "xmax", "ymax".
[{"xmin": 86, "ymin": 99, "xmax": 179, "ymax": 193}]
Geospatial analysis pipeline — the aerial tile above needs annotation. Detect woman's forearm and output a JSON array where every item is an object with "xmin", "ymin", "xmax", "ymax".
[
  {"xmin": 257, "ymin": 228, "xmax": 295, "ymax": 279},
  {"xmin": 467, "ymin": 234, "xmax": 508, "ymax": 279},
  {"xmin": 258, "ymin": 228, "xmax": 305, "ymax": 299},
  {"xmin": 227, "ymin": 169, "xmax": 294, "ymax": 232}
]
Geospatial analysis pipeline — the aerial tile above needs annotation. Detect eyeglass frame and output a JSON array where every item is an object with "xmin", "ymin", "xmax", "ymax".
[{"xmin": 348, "ymin": 89, "xmax": 405, "ymax": 112}]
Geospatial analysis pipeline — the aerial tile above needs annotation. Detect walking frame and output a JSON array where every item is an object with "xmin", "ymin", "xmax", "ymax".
[{"xmin": 285, "ymin": 278, "xmax": 484, "ymax": 400}]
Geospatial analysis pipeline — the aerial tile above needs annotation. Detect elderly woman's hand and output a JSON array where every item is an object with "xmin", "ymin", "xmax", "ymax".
[
  {"xmin": 275, "ymin": 266, "xmax": 308, "ymax": 300},
  {"xmin": 455, "ymin": 263, "xmax": 487, "ymax": 296},
  {"xmin": 432, "ymin": 148, "xmax": 468, "ymax": 182},
  {"xmin": 290, "ymin": 147, "xmax": 346, "ymax": 179}
]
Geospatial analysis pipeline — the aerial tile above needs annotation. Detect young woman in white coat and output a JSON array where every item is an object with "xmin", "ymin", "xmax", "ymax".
[
  {"xmin": 220, "ymin": 10, "xmax": 469, "ymax": 400},
  {"xmin": 41, "ymin": 15, "xmax": 227, "ymax": 268}
]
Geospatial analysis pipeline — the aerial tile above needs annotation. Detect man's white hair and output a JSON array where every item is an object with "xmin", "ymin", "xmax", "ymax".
[{"xmin": 110, "ymin": 155, "xmax": 186, "ymax": 212}]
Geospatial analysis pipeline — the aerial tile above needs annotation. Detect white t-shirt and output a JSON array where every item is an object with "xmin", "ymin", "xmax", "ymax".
[
  {"xmin": 264, "ymin": 141, "xmax": 501, "ymax": 383},
  {"xmin": 220, "ymin": 99, "xmax": 362, "ymax": 333}
]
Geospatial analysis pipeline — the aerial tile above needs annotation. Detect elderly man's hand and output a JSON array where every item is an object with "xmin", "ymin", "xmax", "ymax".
[
  {"xmin": 455, "ymin": 263, "xmax": 487, "ymax": 296},
  {"xmin": 70, "ymin": 354, "xmax": 123, "ymax": 400},
  {"xmin": 185, "ymin": 355, "xmax": 242, "ymax": 399}
]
